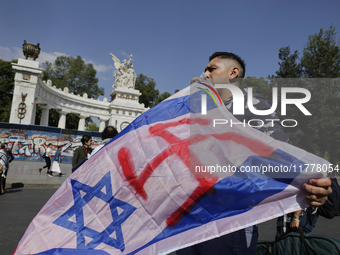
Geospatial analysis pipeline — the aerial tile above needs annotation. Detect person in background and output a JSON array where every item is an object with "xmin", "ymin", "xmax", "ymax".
[
  {"xmin": 72, "ymin": 135, "xmax": 92, "ymax": 169},
  {"xmin": 5, "ymin": 143, "xmax": 14, "ymax": 163},
  {"xmin": 0, "ymin": 143, "xmax": 9, "ymax": 194},
  {"xmin": 39, "ymin": 143, "xmax": 53, "ymax": 177},
  {"xmin": 54, "ymin": 145, "xmax": 64, "ymax": 177},
  {"xmin": 1, "ymin": 143, "xmax": 14, "ymax": 191},
  {"xmin": 89, "ymin": 126, "xmax": 118, "ymax": 158}
]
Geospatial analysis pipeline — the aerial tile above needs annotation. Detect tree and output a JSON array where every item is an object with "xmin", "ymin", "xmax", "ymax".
[
  {"xmin": 0, "ymin": 59, "xmax": 16, "ymax": 122},
  {"xmin": 275, "ymin": 46, "xmax": 302, "ymax": 78},
  {"xmin": 272, "ymin": 26, "xmax": 340, "ymax": 165},
  {"xmin": 134, "ymin": 74, "xmax": 173, "ymax": 107},
  {"xmin": 41, "ymin": 56, "xmax": 104, "ymax": 129},
  {"xmin": 154, "ymin": 91, "xmax": 171, "ymax": 105},
  {"xmin": 301, "ymin": 25, "xmax": 340, "ymax": 78},
  {"xmin": 135, "ymin": 74, "xmax": 159, "ymax": 108},
  {"xmin": 85, "ymin": 122, "xmax": 99, "ymax": 131},
  {"xmin": 43, "ymin": 56, "xmax": 104, "ymax": 98},
  {"xmin": 240, "ymin": 77, "xmax": 272, "ymax": 101},
  {"xmin": 300, "ymin": 26, "xmax": 340, "ymax": 164}
]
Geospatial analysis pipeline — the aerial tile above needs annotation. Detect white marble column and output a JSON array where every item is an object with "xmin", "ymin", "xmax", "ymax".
[
  {"xmin": 9, "ymin": 59, "xmax": 43, "ymax": 124},
  {"xmin": 30, "ymin": 101, "xmax": 37, "ymax": 125},
  {"xmin": 99, "ymin": 118, "xmax": 109, "ymax": 132},
  {"xmin": 40, "ymin": 106, "xmax": 50, "ymax": 126},
  {"xmin": 58, "ymin": 111, "xmax": 69, "ymax": 129},
  {"xmin": 78, "ymin": 114, "xmax": 88, "ymax": 131}
]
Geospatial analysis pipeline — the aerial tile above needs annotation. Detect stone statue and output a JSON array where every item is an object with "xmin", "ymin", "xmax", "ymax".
[
  {"xmin": 110, "ymin": 53, "xmax": 136, "ymax": 89},
  {"xmin": 22, "ymin": 40, "xmax": 41, "ymax": 60}
]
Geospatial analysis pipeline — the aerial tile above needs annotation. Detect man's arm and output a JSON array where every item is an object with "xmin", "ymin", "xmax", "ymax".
[
  {"xmin": 8, "ymin": 151, "xmax": 14, "ymax": 163},
  {"xmin": 72, "ymin": 148, "xmax": 80, "ymax": 167},
  {"xmin": 290, "ymin": 210, "xmax": 302, "ymax": 229}
]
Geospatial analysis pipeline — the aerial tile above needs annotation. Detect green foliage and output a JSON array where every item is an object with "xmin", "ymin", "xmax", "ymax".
[
  {"xmin": 0, "ymin": 59, "xmax": 16, "ymax": 123},
  {"xmin": 134, "ymin": 74, "xmax": 174, "ymax": 107},
  {"xmin": 240, "ymin": 77, "xmax": 272, "ymax": 101},
  {"xmin": 43, "ymin": 56, "xmax": 104, "ymax": 99},
  {"xmin": 301, "ymin": 25, "xmax": 340, "ymax": 78},
  {"xmin": 154, "ymin": 91, "xmax": 171, "ymax": 105},
  {"xmin": 85, "ymin": 122, "xmax": 99, "ymax": 132},
  {"xmin": 272, "ymin": 26, "xmax": 340, "ymax": 165},
  {"xmin": 275, "ymin": 46, "xmax": 302, "ymax": 78},
  {"xmin": 135, "ymin": 74, "xmax": 159, "ymax": 108},
  {"xmin": 41, "ymin": 56, "xmax": 103, "ymax": 129}
]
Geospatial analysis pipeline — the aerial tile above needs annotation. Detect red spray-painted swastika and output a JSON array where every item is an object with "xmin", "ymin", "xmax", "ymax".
[{"xmin": 118, "ymin": 117, "xmax": 275, "ymax": 227}]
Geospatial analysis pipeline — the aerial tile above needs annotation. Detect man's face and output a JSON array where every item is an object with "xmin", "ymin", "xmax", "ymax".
[
  {"xmin": 204, "ymin": 57, "xmax": 230, "ymax": 80},
  {"xmin": 86, "ymin": 139, "xmax": 92, "ymax": 147}
]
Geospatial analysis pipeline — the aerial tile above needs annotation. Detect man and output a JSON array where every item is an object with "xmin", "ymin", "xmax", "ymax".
[
  {"xmin": 0, "ymin": 143, "xmax": 9, "ymax": 194},
  {"xmin": 89, "ymin": 126, "xmax": 118, "ymax": 158},
  {"xmin": 177, "ymin": 52, "xmax": 332, "ymax": 254},
  {"xmin": 72, "ymin": 135, "xmax": 92, "ymax": 172},
  {"xmin": 2, "ymin": 143, "xmax": 14, "ymax": 190},
  {"xmin": 39, "ymin": 143, "xmax": 53, "ymax": 177}
]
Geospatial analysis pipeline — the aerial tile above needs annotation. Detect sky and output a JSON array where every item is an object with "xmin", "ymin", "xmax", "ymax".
[{"xmin": 1, "ymin": 0, "xmax": 340, "ymax": 102}]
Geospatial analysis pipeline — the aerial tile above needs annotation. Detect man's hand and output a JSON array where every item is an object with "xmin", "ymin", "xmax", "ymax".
[
  {"xmin": 302, "ymin": 177, "xmax": 332, "ymax": 207},
  {"xmin": 190, "ymin": 77, "xmax": 203, "ymax": 84},
  {"xmin": 290, "ymin": 219, "xmax": 300, "ymax": 230}
]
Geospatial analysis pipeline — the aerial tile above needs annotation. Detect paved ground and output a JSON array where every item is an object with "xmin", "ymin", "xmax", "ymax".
[
  {"xmin": 6, "ymin": 160, "xmax": 72, "ymax": 189},
  {"xmin": 1, "ymin": 161, "xmax": 339, "ymax": 254}
]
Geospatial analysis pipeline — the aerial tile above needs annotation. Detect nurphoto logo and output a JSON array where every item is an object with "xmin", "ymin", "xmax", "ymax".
[{"xmin": 200, "ymin": 84, "xmax": 312, "ymax": 128}]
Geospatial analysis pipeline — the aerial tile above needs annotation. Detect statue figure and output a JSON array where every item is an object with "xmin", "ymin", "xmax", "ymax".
[
  {"xmin": 110, "ymin": 53, "xmax": 136, "ymax": 89},
  {"xmin": 22, "ymin": 40, "xmax": 41, "ymax": 60},
  {"xmin": 125, "ymin": 64, "xmax": 137, "ymax": 89}
]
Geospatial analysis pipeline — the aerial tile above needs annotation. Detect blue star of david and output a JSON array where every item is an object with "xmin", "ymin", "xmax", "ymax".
[{"xmin": 53, "ymin": 172, "xmax": 136, "ymax": 251}]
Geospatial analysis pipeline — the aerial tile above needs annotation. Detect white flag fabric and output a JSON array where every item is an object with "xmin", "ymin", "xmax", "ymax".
[{"xmin": 14, "ymin": 82, "xmax": 328, "ymax": 255}]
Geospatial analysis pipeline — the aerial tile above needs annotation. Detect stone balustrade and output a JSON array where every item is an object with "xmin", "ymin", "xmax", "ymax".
[{"xmin": 9, "ymin": 58, "xmax": 148, "ymax": 132}]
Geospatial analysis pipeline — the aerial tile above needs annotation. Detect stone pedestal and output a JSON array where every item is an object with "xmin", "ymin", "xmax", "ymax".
[
  {"xmin": 9, "ymin": 59, "xmax": 43, "ymax": 124},
  {"xmin": 109, "ymin": 87, "xmax": 146, "ymax": 131}
]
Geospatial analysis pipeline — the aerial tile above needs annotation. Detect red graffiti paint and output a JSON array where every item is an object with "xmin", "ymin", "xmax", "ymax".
[{"xmin": 118, "ymin": 117, "xmax": 275, "ymax": 227}]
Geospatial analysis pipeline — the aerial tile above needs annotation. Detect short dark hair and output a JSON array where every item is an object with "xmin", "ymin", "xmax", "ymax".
[
  {"xmin": 1, "ymin": 143, "xmax": 5, "ymax": 149},
  {"xmin": 102, "ymin": 126, "xmax": 118, "ymax": 140},
  {"xmin": 209, "ymin": 52, "xmax": 246, "ymax": 78},
  {"xmin": 48, "ymin": 143, "xmax": 52, "ymax": 146},
  {"xmin": 81, "ymin": 135, "xmax": 92, "ymax": 145}
]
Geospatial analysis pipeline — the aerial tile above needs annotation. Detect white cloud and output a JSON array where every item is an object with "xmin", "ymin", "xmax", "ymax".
[
  {"xmin": 38, "ymin": 51, "xmax": 67, "ymax": 63},
  {"xmin": 0, "ymin": 46, "xmax": 22, "ymax": 61},
  {"xmin": 0, "ymin": 45, "xmax": 67, "ymax": 64},
  {"xmin": 0, "ymin": 45, "xmax": 113, "ymax": 73},
  {"xmin": 84, "ymin": 58, "xmax": 113, "ymax": 73},
  {"xmin": 121, "ymin": 51, "xmax": 133, "ymax": 59}
]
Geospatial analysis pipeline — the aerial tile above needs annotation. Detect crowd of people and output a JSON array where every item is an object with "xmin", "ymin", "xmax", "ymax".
[
  {"xmin": 0, "ymin": 126, "xmax": 118, "ymax": 193},
  {"xmin": 37, "ymin": 125, "xmax": 119, "ymax": 176}
]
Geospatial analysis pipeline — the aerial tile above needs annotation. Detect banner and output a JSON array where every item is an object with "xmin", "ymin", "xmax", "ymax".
[{"xmin": 14, "ymin": 82, "xmax": 328, "ymax": 255}]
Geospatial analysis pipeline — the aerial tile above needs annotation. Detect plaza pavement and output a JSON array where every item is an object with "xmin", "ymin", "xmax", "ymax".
[{"xmin": 6, "ymin": 160, "xmax": 72, "ymax": 189}]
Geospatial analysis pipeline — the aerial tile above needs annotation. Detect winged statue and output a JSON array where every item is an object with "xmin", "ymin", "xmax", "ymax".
[
  {"xmin": 110, "ymin": 53, "xmax": 136, "ymax": 89},
  {"xmin": 110, "ymin": 53, "xmax": 124, "ymax": 70}
]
